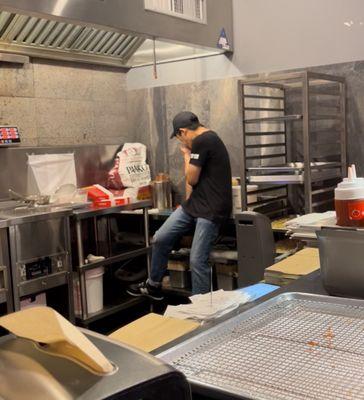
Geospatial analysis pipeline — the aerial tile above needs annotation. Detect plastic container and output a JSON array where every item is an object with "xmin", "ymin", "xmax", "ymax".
[
  {"xmin": 74, "ymin": 267, "xmax": 104, "ymax": 315},
  {"xmin": 335, "ymin": 165, "xmax": 364, "ymax": 227}
]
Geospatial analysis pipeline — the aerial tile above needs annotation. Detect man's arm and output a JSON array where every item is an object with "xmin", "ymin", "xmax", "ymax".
[{"xmin": 181, "ymin": 146, "xmax": 201, "ymax": 200}]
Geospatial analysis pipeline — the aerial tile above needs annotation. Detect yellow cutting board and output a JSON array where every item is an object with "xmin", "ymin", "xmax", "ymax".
[
  {"xmin": 0, "ymin": 306, "xmax": 114, "ymax": 375},
  {"xmin": 110, "ymin": 313, "xmax": 200, "ymax": 352}
]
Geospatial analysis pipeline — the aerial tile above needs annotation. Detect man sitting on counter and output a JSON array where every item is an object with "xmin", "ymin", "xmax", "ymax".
[{"xmin": 127, "ymin": 111, "xmax": 232, "ymax": 299}]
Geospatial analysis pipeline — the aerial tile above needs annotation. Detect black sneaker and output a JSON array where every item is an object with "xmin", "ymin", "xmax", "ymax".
[{"xmin": 127, "ymin": 281, "xmax": 164, "ymax": 301}]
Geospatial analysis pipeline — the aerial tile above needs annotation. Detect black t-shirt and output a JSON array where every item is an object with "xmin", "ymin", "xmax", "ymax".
[{"xmin": 183, "ymin": 131, "xmax": 232, "ymax": 223}]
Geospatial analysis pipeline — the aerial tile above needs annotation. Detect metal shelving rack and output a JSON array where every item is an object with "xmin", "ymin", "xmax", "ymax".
[{"xmin": 239, "ymin": 71, "xmax": 347, "ymax": 217}]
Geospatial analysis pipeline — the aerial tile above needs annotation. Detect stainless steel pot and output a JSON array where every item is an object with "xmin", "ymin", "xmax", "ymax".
[{"xmin": 152, "ymin": 180, "xmax": 172, "ymax": 210}]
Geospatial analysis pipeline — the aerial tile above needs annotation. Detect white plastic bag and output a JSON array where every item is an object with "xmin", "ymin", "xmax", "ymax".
[
  {"xmin": 28, "ymin": 153, "xmax": 77, "ymax": 195},
  {"xmin": 117, "ymin": 143, "xmax": 151, "ymax": 188}
]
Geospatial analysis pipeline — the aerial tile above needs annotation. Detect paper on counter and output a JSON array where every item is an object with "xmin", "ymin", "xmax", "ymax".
[
  {"xmin": 285, "ymin": 212, "xmax": 336, "ymax": 230},
  {"xmin": 0, "ymin": 307, "xmax": 114, "ymax": 375},
  {"xmin": 110, "ymin": 313, "xmax": 199, "ymax": 352},
  {"xmin": 164, "ymin": 290, "xmax": 250, "ymax": 322}
]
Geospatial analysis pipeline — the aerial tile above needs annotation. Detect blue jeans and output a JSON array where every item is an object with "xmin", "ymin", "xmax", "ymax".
[{"xmin": 149, "ymin": 207, "xmax": 219, "ymax": 295}]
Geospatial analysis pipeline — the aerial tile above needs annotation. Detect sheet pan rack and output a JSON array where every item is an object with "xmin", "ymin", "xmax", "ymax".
[{"xmin": 238, "ymin": 71, "xmax": 347, "ymax": 217}]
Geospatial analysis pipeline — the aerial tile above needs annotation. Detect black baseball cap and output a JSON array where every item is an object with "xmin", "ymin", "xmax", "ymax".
[{"xmin": 170, "ymin": 111, "xmax": 200, "ymax": 138}]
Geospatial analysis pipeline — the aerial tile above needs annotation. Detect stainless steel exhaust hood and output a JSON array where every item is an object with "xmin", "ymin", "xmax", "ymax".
[
  {"xmin": 0, "ymin": 0, "xmax": 232, "ymax": 68},
  {"xmin": 0, "ymin": 10, "xmax": 145, "ymax": 68}
]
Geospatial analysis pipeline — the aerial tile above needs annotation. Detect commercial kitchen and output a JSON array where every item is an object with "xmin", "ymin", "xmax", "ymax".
[{"xmin": 0, "ymin": 0, "xmax": 364, "ymax": 399}]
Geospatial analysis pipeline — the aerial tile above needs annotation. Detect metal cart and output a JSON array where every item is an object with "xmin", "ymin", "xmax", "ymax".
[{"xmin": 239, "ymin": 71, "xmax": 347, "ymax": 217}]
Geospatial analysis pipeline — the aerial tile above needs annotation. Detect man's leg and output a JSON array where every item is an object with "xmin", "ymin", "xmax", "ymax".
[
  {"xmin": 127, "ymin": 207, "xmax": 194, "ymax": 299},
  {"xmin": 149, "ymin": 206, "xmax": 194, "ymax": 284},
  {"xmin": 189, "ymin": 218, "xmax": 219, "ymax": 295}
]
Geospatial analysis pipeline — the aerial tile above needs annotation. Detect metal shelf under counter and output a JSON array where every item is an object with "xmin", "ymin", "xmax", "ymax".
[
  {"xmin": 72, "ymin": 200, "xmax": 152, "ymax": 324},
  {"xmin": 76, "ymin": 296, "xmax": 146, "ymax": 326},
  {"xmin": 78, "ymin": 247, "xmax": 151, "ymax": 272}
]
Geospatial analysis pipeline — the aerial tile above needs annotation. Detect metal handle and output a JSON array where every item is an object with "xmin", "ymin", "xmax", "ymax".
[{"xmin": 238, "ymin": 221, "xmax": 254, "ymax": 226}]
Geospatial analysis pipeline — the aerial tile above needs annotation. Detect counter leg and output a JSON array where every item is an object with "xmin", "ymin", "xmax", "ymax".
[
  {"xmin": 143, "ymin": 208, "xmax": 153, "ymax": 311},
  {"xmin": 76, "ymin": 220, "xmax": 88, "ymax": 320},
  {"xmin": 106, "ymin": 216, "xmax": 112, "ymax": 258},
  {"xmin": 143, "ymin": 207, "xmax": 151, "ymax": 279},
  {"xmin": 93, "ymin": 216, "xmax": 99, "ymax": 255},
  {"xmin": 64, "ymin": 218, "xmax": 75, "ymax": 323},
  {"xmin": 9, "ymin": 226, "xmax": 20, "ymax": 311}
]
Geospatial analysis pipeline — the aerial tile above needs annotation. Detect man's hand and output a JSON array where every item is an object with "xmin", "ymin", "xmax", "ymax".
[{"xmin": 180, "ymin": 145, "xmax": 191, "ymax": 157}]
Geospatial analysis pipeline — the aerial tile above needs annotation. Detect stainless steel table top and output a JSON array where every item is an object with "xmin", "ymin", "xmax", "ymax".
[
  {"xmin": 0, "ymin": 200, "xmax": 152, "ymax": 226},
  {"xmin": 0, "ymin": 205, "xmax": 72, "ymax": 226},
  {"xmin": 71, "ymin": 200, "xmax": 152, "ymax": 220}
]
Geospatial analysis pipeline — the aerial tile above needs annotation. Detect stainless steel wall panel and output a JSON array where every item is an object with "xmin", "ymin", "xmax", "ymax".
[{"xmin": 0, "ymin": 144, "xmax": 120, "ymax": 199}]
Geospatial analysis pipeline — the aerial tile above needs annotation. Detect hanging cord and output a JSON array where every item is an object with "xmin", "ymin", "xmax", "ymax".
[{"xmin": 153, "ymin": 37, "xmax": 158, "ymax": 79}]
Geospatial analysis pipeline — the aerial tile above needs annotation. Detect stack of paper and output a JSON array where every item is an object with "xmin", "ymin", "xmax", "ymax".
[
  {"xmin": 164, "ymin": 290, "xmax": 250, "ymax": 322},
  {"xmin": 264, "ymin": 248, "xmax": 320, "ymax": 286},
  {"xmin": 285, "ymin": 212, "xmax": 337, "ymax": 239}
]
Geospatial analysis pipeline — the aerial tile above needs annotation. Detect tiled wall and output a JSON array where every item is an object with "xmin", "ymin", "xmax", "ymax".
[{"xmin": 0, "ymin": 59, "xmax": 128, "ymax": 146}]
